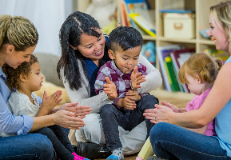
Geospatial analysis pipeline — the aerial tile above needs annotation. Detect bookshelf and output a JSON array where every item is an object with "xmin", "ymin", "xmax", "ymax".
[{"xmin": 76, "ymin": 0, "xmax": 223, "ymax": 99}]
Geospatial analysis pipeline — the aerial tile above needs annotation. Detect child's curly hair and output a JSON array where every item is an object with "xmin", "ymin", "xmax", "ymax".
[{"xmin": 2, "ymin": 54, "xmax": 38, "ymax": 91}]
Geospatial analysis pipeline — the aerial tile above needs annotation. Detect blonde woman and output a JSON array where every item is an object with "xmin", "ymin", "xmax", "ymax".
[
  {"xmin": 0, "ymin": 15, "xmax": 91, "ymax": 160},
  {"xmin": 144, "ymin": 1, "xmax": 231, "ymax": 160}
]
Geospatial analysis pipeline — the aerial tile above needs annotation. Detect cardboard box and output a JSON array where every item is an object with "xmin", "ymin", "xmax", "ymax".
[{"xmin": 163, "ymin": 13, "xmax": 195, "ymax": 39}]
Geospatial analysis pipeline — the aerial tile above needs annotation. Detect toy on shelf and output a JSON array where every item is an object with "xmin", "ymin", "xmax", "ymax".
[
  {"xmin": 199, "ymin": 28, "xmax": 210, "ymax": 39},
  {"xmin": 140, "ymin": 41, "xmax": 156, "ymax": 67}
]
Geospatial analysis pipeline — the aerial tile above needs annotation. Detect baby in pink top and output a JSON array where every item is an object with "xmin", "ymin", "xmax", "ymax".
[
  {"xmin": 162, "ymin": 53, "xmax": 222, "ymax": 136},
  {"xmin": 186, "ymin": 88, "xmax": 215, "ymax": 136}
]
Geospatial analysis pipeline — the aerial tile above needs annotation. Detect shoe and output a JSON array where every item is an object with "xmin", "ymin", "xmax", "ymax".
[
  {"xmin": 147, "ymin": 156, "xmax": 168, "ymax": 160},
  {"xmin": 74, "ymin": 141, "xmax": 111, "ymax": 159}
]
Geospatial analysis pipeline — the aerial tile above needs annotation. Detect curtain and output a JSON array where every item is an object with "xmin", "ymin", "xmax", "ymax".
[{"xmin": 0, "ymin": 0, "xmax": 74, "ymax": 56}]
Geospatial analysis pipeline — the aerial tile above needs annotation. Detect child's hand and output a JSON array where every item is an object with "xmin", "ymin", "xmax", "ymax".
[
  {"xmin": 161, "ymin": 101, "xmax": 179, "ymax": 113},
  {"xmin": 122, "ymin": 97, "xmax": 136, "ymax": 110},
  {"xmin": 130, "ymin": 66, "xmax": 146, "ymax": 90},
  {"xmin": 103, "ymin": 77, "xmax": 117, "ymax": 100},
  {"xmin": 125, "ymin": 89, "xmax": 141, "ymax": 102},
  {"xmin": 41, "ymin": 90, "xmax": 62, "ymax": 112}
]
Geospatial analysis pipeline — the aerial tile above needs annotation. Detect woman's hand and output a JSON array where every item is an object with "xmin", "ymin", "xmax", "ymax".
[
  {"xmin": 161, "ymin": 101, "xmax": 179, "ymax": 113},
  {"xmin": 52, "ymin": 102, "xmax": 92, "ymax": 119},
  {"xmin": 125, "ymin": 90, "xmax": 141, "ymax": 102},
  {"xmin": 103, "ymin": 77, "xmax": 117, "ymax": 100},
  {"xmin": 52, "ymin": 110, "xmax": 86, "ymax": 129},
  {"xmin": 144, "ymin": 104, "xmax": 174, "ymax": 123},
  {"xmin": 130, "ymin": 66, "xmax": 146, "ymax": 90}
]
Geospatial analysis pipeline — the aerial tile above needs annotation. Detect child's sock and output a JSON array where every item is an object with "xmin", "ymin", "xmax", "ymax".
[
  {"xmin": 136, "ymin": 156, "xmax": 144, "ymax": 160},
  {"xmin": 72, "ymin": 152, "xmax": 89, "ymax": 160},
  {"xmin": 106, "ymin": 148, "xmax": 124, "ymax": 160}
]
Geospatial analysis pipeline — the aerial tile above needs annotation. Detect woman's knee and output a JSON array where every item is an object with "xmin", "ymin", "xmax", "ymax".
[
  {"xmin": 82, "ymin": 114, "xmax": 105, "ymax": 143},
  {"xmin": 30, "ymin": 133, "xmax": 54, "ymax": 160},
  {"xmin": 150, "ymin": 122, "xmax": 172, "ymax": 143}
]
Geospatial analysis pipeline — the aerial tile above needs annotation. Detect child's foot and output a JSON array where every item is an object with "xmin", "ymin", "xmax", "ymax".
[
  {"xmin": 136, "ymin": 156, "xmax": 144, "ymax": 160},
  {"xmin": 72, "ymin": 152, "xmax": 89, "ymax": 160},
  {"xmin": 106, "ymin": 148, "xmax": 124, "ymax": 160}
]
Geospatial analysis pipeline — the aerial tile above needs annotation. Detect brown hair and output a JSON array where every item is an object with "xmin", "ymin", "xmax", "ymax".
[
  {"xmin": 2, "ymin": 55, "xmax": 38, "ymax": 91},
  {"xmin": 0, "ymin": 15, "xmax": 38, "ymax": 51},
  {"xmin": 178, "ymin": 53, "xmax": 222, "ymax": 84}
]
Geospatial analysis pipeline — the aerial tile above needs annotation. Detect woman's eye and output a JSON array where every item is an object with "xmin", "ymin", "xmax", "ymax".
[
  {"xmin": 123, "ymin": 58, "xmax": 127, "ymax": 60},
  {"xmin": 98, "ymin": 38, "xmax": 101, "ymax": 41},
  {"xmin": 210, "ymin": 26, "xmax": 214, "ymax": 29}
]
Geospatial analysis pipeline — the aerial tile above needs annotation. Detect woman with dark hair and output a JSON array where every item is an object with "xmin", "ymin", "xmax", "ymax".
[{"xmin": 57, "ymin": 11, "xmax": 162, "ymax": 158}]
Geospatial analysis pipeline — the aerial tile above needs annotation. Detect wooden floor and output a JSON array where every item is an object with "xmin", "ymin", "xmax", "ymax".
[{"xmin": 96, "ymin": 92, "xmax": 193, "ymax": 160}]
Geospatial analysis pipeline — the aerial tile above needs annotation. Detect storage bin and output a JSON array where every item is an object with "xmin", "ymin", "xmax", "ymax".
[{"xmin": 163, "ymin": 13, "xmax": 195, "ymax": 39}]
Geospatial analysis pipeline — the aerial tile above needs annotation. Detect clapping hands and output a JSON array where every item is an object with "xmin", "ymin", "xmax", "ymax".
[{"xmin": 103, "ymin": 77, "xmax": 118, "ymax": 100}]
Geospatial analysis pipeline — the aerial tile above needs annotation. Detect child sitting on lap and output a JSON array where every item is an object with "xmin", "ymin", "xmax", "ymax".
[
  {"xmin": 138, "ymin": 53, "xmax": 222, "ymax": 160},
  {"xmin": 94, "ymin": 26, "xmax": 159, "ymax": 160},
  {"xmin": 2, "ymin": 55, "xmax": 89, "ymax": 160}
]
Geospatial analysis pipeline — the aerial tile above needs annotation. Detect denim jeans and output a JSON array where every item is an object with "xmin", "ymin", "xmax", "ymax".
[
  {"xmin": 34, "ymin": 125, "xmax": 74, "ymax": 160},
  {"xmin": 0, "ymin": 133, "xmax": 54, "ymax": 160},
  {"xmin": 150, "ymin": 122, "xmax": 231, "ymax": 160},
  {"xmin": 99, "ymin": 95, "xmax": 159, "ymax": 150}
]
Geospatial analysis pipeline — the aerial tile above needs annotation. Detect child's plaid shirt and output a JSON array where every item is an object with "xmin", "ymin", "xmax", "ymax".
[{"xmin": 95, "ymin": 60, "xmax": 149, "ymax": 110}]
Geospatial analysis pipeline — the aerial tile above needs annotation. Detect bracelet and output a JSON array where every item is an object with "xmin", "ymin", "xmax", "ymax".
[{"xmin": 130, "ymin": 81, "xmax": 135, "ymax": 90}]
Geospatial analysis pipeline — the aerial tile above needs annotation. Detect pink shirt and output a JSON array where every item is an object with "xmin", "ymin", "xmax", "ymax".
[{"xmin": 186, "ymin": 88, "xmax": 216, "ymax": 136}]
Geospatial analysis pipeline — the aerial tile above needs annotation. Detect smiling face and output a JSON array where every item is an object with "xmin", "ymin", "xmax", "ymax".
[
  {"xmin": 209, "ymin": 13, "xmax": 229, "ymax": 51},
  {"xmin": 109, "ymin": 45, "xmax": 141, "ymax": 74},
  {"xmin": 76, "ymin": 28, "xmax": 105, "ymax": 65},
  {"xmin": 3, "ymin": 45, "xmax": 36, "ymax": 69},
  {"xmin": 25, "ymin": 62, "xmax": 44, "ymax": 92}
]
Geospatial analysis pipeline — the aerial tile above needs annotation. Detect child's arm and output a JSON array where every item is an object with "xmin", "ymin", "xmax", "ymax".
[
  {"xmin": 37, "ymin": 90, "xmax": 62, "ymax": 116},
  {"xmin": 161, "ymin": 101, "xmax": 187, "ymax": 113}
]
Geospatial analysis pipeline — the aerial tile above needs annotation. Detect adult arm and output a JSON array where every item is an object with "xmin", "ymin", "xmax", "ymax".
[
  {"xmin": 0, "ymin": 94, "xmax": 33, "ymax": 135},
  {"xmin": 144, "ymin": 63, "xmax": 231, "ymax": 128},
  {"xmin": 60, "ymin": 67, "xmax": 112, "ymax": 113},
  {"xmin": 137, "ymin": 54, "xmax": 162, "ymax": 93}
]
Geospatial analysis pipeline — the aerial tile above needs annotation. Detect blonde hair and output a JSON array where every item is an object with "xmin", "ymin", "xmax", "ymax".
[
  {"xmin": 0, "ymin": 15, "xmax": 38, "ymax": 51},
  {"xmin": 210, "ymin": 1, "xmax": 231, "ymax": 41},
  {"xmin": 178, "ymin": 53, "xmax": 222, "ymax": 84}
]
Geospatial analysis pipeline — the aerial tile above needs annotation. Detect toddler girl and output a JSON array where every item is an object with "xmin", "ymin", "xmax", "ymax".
[
  {"xmin": 137, "ymin": 52, "xmax": 222, "ymax": 160},
  {"xmin": 2, "ymin": 55, "xmax": 89, "ymax": 160}
]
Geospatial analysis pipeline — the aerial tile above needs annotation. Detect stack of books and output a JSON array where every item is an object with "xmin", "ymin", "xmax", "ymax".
[
  {"xmin": 119, "ymin": 0, "xmax": 156, "ymax": 37},
  {"xmin": 157, "ymin": 45, "xmax": 195, "ymax": 92}
]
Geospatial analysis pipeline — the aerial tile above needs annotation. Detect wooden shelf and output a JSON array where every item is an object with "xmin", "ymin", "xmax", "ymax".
[{"xmin": 76, "ymin": 0, "xmax": 223, "ymax": 99}]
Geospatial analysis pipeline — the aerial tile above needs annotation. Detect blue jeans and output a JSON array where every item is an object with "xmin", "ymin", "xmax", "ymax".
[
  {"xmin": 34, "ymin": 125, "xmax": 74, "ymax": 160},
  {"xmin": 150, "ymin": 122, "xmax": 231, "ymax": 160},
  {"xmin": 0, "ymin": 133, "xmax": 54, "ymax": 160},
  {"xmin": 100, "ymin": 95, "xmax": 159, "ymax": 150}
]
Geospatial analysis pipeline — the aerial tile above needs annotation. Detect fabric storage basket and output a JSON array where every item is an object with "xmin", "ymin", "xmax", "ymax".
[{"xmin": 163, "ymin": 13, "xmax": 195, "ymax": 39}]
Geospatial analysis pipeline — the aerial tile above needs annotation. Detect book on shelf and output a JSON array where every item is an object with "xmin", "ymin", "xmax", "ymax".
[
  {"xmin": 129, "ymin": 13, "xmax": 156, "ymax": 37},
  {"xmin": 119, "ymin": 0, "xmax": 155, "ymax": 35},
  {"xmin": 165, "ymin": 56, "xmax": 180, "ymax": 92},
  {"xmin": 170, "ymin": 48, "xmax": 195, "ymax": 93},
  {"xmin": 156, "ymin": 45, "xmax": 181, "ymax": 92}
]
